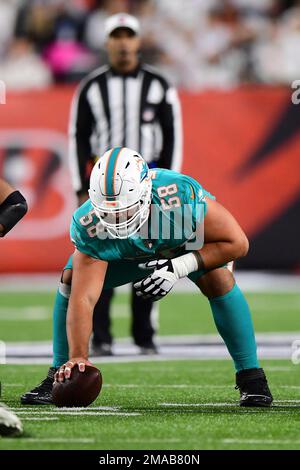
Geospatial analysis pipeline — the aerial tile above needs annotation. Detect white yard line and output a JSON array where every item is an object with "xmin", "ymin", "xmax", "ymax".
[
  {"xmin": 4, "ymin": 356, "xmax": 235, "ymax": 365},
  {"xmin": 21, "ymin": 417, "xmax": 59, "ymax": 421},
  {"xmin": 2, "ymin": 383, "xmax": 23, "ymax": 387},
  {"xmin": 4, "ymin": 355, "xmax": 295, "ymax": 365},
  {"xmin": 279, "ymin": 385, "xmax": 300, "ymax": 389},
  {"xmin": 5, "ymin": 332, "xmax": 300, "ymax": 349},
  {"xmin": 223, "ymin": 439, "xmax": 300, "ymax": 445},
  {"xmin": 120, "ymin": 438, "xmax": 182, "ymax": 443},
  {"xmin": 0, "ymin": 272, "xmax": 299, "ymax": 292},
  {"xmin": 275, "ymin": 400, "xmax": 300, "ymax": 403},
  {"xmin": 15, "ymin": 411, "xmax": 141, "ymax": 416},
  {"xmin": 160, "ymin": 402, "xmax": 237, "ymax": 407},
  {"xmin": 2, "ymin": 438, "xmax": 95, "ymax": 443},
  {"xmin": 104, "ymin": 384, "xmax": 229, "ymax": 388},
  {"xmin": 0, "ymin": 307, "xmax": 51, "ymax": 321},
  {"xmin": 158, "ymin": 400, "xmax": 300, "ymax": 412},
  {"xmin": 10, "ymin": 406, "xmax": 120, "ymax": 411}
]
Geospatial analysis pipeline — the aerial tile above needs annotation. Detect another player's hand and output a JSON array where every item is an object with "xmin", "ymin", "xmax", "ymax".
[
  {"xmin": 55, "ymin": 358, "xmax": 93, "ymax": 382},
  {"xmin": 133, "ymin": 259, "xmax": 179, "ymax": 301}
]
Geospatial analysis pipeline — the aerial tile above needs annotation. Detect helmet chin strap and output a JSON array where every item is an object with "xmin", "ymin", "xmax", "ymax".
[
  {"xmin": 107, "ymin": 206, "xmax": 150, "ymax": 239},
  {"xmin": 107, "ymin": 224, "xmax": 139, "ymax": 239}
]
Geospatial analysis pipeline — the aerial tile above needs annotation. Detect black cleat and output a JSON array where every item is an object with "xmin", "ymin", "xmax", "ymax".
[
  {"xmin": 20, "ymin": 367, "xmax": 57, "ymax": 405},
  {"xmin": 236, "ymin": 368, "xmax": 273, "ymax": 407}
]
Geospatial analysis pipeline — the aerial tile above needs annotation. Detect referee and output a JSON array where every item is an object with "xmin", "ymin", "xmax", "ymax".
[{"xmin": 69, "ymin": 13, "xmax": 182, "ymax": 355}]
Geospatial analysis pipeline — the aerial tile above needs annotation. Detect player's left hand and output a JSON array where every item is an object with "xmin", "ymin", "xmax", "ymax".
[{"xmin": 133, "ymin": 259, "xmax": 179, "ymax": 301}]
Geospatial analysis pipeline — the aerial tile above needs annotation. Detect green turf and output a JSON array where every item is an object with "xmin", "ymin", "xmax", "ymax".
[
  {"xmin": 0, "ymin": 291, "xmax": 300, "ymax": 342},
  {"xmin": 1, "ymin": 360, "xmax": 300, "ymax": 450}
]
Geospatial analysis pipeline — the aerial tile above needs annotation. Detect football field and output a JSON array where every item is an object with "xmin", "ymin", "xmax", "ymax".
[{"xmin": 1, "ymin": 289, "xmax": 300, "ymax": 450}]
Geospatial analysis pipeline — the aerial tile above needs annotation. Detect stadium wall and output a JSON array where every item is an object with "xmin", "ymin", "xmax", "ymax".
[{"xmin": 0, "ymin": 85, "xmax": 299, "ymax": 272}]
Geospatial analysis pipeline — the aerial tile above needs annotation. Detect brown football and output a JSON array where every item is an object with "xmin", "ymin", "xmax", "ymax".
[{"xmin": 52, "ymin": 365, "xmax": 102, "ymax": 407}]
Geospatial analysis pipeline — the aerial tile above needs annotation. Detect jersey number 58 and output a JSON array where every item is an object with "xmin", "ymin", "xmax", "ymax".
[{"xmin": 157, "ymin": 184, "xmax": 181, "ymax": 210}]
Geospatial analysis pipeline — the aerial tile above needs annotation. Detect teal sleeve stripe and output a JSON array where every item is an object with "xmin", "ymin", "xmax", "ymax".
[{"xmin": 105, "ymin": 147, "xmax": 122, "ymax": 196}]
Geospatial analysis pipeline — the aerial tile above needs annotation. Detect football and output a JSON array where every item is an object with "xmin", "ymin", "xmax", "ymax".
[{"xmin": 52, "ymin": 365, "xmax": 102, "ymax": 407}]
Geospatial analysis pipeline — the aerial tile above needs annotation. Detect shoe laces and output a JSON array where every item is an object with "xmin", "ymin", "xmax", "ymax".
[{"xmin": 30, "ymin": 369, "xmax": 56, "ymax": 393}]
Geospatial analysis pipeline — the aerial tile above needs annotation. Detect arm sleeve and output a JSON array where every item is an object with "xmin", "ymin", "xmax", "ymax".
[
  {"xmin": 69, "ymin": 83, "xmax": 95, "ymax": 196},
  {"xmin": 156, "ymin": 86, "xmax": 183, "ymax": 172},
  {"xmin": 0, "ymin": 191, "xmax": 28, "ymax": 236}
]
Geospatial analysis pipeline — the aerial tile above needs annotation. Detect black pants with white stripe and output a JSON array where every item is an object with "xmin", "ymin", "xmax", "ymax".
[{"xmin": 92, "ymin": 286, "xmax": 155, "ymax": 347}]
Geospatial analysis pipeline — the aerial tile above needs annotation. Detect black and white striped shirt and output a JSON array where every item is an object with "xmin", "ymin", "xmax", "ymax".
[{"xmin": 69, "ymin": 63, "xmax": 182, "ymax": 194}]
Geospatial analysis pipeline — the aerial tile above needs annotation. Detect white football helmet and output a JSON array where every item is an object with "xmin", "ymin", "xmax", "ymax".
[{"xmin": 89, "ymin": 147, "xmax": 152, "ymax": 239}]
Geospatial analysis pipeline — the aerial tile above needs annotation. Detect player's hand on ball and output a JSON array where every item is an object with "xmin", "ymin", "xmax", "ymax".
[
  {"xmin": 55, "ymin": 358, "xmax": 93, "ymax": 382},
  {"xmin": 133, "ymin": 259, "xmax": 179, "ymax": 301}
]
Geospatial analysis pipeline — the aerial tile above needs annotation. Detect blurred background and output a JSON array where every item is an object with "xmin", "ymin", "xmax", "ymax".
[{"xmin": 0, "ymin": 0, "xmax": 299, "ymax": 351}]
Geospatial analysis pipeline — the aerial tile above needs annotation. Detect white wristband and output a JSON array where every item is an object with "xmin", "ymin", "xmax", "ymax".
[{"xmin": 172, "ymin": 252, "xmax": 199, "ymax": 279}]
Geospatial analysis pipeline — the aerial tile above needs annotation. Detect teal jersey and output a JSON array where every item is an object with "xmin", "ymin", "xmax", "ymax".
[{"xmin": 70, "ymin": 169, "xmax": 214, "ymax": 262}]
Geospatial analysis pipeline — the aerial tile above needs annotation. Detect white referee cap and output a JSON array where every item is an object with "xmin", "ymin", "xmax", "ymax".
[{"xmin": 105, "ymin": 13, "xmax": 140, "ymax": 38}]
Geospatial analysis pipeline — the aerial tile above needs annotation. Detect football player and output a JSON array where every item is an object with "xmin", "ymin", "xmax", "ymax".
[
  {"xmin": 0, "ymin": 177, "xmax": 27, "ymax": 436},
  {"xmin": 21, "ymin": 147, "xmax": 273, "ymax": 407}
]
